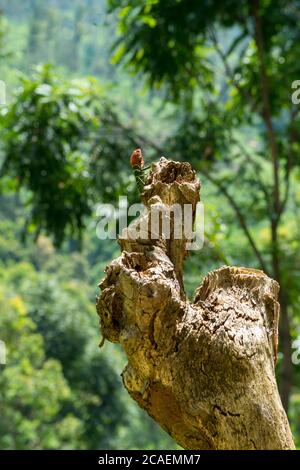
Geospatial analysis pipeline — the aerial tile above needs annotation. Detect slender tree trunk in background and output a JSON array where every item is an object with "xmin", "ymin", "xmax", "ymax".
[
  {"xmin": 251, "ymin": 0, "xmax": 292, "ymax": 411},
  {"xmin": 270, "ymin": 220, "xmax": 292, "ymax": 410},
  {"xmin": 97, "ymin": 158, "xmax": 294, "ymax": 450},
  {"xmin": 279, "ymin": 293, "xmax": 293, "ymax": 412}
]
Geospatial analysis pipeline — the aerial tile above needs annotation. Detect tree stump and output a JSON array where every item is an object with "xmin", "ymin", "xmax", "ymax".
[{"xmin": 97, "ymin": 158, "xmax": 295, "ymax": 450}]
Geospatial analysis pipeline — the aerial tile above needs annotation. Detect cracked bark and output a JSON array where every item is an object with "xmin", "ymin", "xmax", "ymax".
[{"xmin": 97, "ymin": 158, "xmax": 295, "ymax": 450}]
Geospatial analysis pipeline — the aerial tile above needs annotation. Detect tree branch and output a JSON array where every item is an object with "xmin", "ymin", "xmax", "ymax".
[
  {"xmin": 209, "ymin": 27, "xmax": 257, "ymax": 112},
  {"xmin": 201, "ymin": 168, "xmax": 268, "ymax": 273},
  {"xmin": 230, "ymin": 134, "xmax": 272, "ymax": 213},
  {"xmin": 251, "ymin": 0, "xmax": 281, "ymax": 222},
  {"xmin": 280, "ymin": 107, "xmax": 298, "ymax": 214}
]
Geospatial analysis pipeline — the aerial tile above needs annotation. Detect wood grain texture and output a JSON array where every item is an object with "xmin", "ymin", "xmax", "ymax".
[{"xmin": 97, "ymin": 158, "xmax": 295, "ymax": 449}]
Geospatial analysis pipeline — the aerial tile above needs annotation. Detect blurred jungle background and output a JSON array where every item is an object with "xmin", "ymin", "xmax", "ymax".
[{"xmin": 0, "ymin": 0, "xmax": 299, "ymax": 449}]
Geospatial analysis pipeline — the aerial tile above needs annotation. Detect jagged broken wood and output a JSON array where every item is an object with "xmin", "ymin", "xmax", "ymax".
[{"xmin": 97, "ymin": 158, "xmax": 295, "ymax": 450}]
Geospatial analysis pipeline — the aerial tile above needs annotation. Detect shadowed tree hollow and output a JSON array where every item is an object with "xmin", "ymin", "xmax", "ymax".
[{"xmin": 97, "ymin": 158, "xmax": 294, "ymax": 450}]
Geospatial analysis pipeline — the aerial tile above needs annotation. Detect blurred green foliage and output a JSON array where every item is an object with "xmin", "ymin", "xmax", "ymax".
[
  {"xmin": 0, "ymin": 284, "xmax": 83, "ymax": 449},
  {"xmin": 0, "ymin": 197, "xmax": 178, "ymax": 449},
  {"xmin": 0, "ymin": 0, "xmax": 299, "ymax": 450},
  {"xmin": 0, "ymin": 66, "xmax": 99, "ymax": 245}
]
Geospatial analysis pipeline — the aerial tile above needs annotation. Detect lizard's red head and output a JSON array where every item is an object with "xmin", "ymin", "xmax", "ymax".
[{"xmin": 130, "ymin": 148, "xmax": 144, "ymax": 168}]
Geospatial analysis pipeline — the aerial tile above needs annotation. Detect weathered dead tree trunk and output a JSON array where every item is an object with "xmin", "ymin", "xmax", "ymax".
[{"xmin": 97, "ymin": 158, "xmax": 295, "ymax": 450}]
